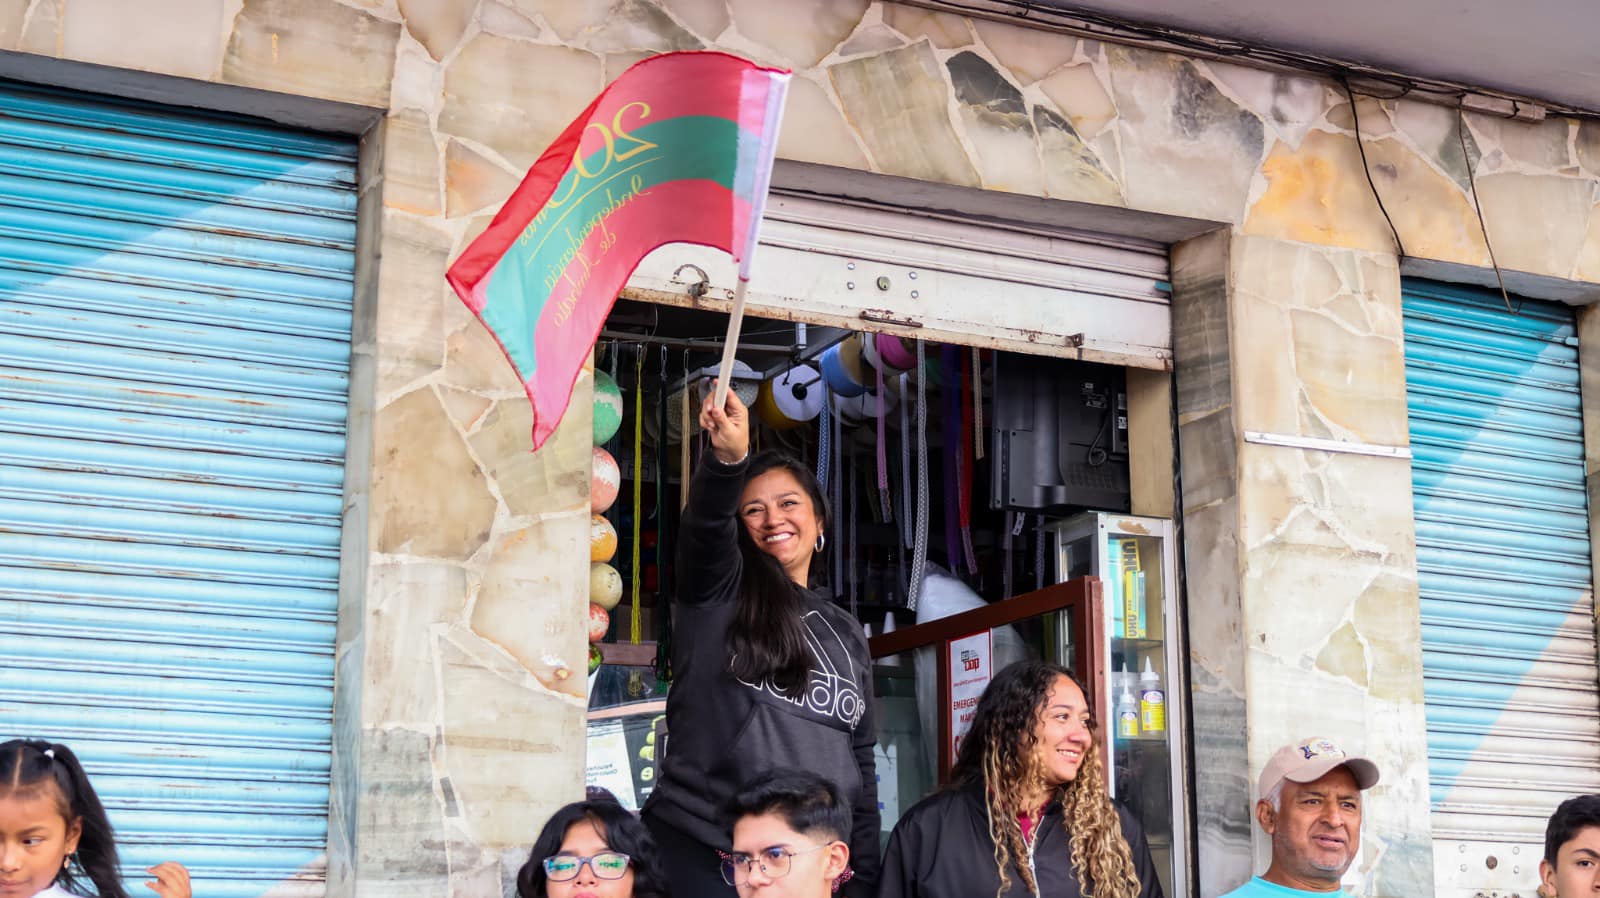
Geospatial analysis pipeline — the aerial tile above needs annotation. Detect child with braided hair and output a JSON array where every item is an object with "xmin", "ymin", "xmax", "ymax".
[
  {"xmin": 0, "ymin": 740, "xmax": 190, "ymax": 898},
  {"xmin": 879, "ymin": 660, "xmax": 1163, "ymax": 898}
]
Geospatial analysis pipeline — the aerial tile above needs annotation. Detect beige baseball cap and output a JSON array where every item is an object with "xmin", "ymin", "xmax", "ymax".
[{"xmin": 1258, "ymin": 736, "xmax": 1380, "ymax": 798}]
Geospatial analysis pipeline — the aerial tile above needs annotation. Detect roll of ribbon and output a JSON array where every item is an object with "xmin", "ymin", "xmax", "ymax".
[
  {"xmin": 693, "ymin": 360, "xmax": 761, "ymax": 408},
  {"xmin": 833, "ymin": 388, "xmax": 898, "ymax": 424},
  {"xmin": 873, "ymin": 332, "xmax": 918, "ymax": 373},
  {"xmin": 821, "ymin": 339, "xmax": 867, "ymax": 397},
  {"xmin": 755, "ymin": 364, "xmax": 824, "ymax": 429}
]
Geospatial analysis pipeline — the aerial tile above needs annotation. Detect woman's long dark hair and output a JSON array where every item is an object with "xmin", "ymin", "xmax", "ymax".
[
  {"xmin": 950, "ymin": 661, "xmax": 1138, "ymax": 898},
  {"xmin": 727, "ymin": 450, "xmax": 831, "ymax": 697},
  {"xmin": 0, "ymin": 740, "xmax": 131, "ymax": 898},
  {"xmin": 515, "ymin": 799, "xmax": 670, "ymax": 898}
]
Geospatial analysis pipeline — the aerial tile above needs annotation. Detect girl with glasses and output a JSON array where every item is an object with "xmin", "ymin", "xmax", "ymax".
[
  {"xmin": 640, "ymin": 387, "xmax": 878, "ymax": 898},
  {"xmin": 879, "ymin": 661, "xmax": 1163, "ymax": 898},
  {"xmin": 515, "ymin": 799, "xmax": 670, "ymax": 898}
]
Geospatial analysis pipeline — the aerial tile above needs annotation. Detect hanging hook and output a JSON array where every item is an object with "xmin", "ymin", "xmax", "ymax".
[{"xmin": 673, "ymin": 263, "xmax": 712, "ymax": 299}]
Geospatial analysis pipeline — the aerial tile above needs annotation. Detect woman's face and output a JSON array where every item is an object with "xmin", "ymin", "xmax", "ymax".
[
  {"xmin": 1031, "ymin": 675, "xmax": 1094, "ymax": 790},
  {"xmin": 545, "ymin": 819, "xmax": 634, "ymax": 898},
  {"xmin": 739, "ymin": 468, "xmax": 821, "ymax": 585}
]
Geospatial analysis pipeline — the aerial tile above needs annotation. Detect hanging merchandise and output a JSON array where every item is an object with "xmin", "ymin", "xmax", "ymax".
[
  {"xmin": 816, "ymin": 396, "xmax": 831, "ymax": 489},
  {"xmin": 875, "ymin": 366, "xmax": 892, "ymax": 522},
  {"xmin": 971, "ymin": 347, "xmax": 985, "ymax": 461},
  {"xmin": 591, "ymin": 514, "xmax": 619, "ymax": 563},
  {"xmin": 679, "ymin": 351, "xmax": 692, "ymax": 512},
  {"xmin": 592, "ymin": 446, "xmax": 621, "ymax": 513},
  {"xmin": 693, "ymin": 359, "xmax": 761, "ymax": 407},
  {"xmin": 654, "ymin": 356, "xmax": 675, "ymax": 685},
  {"xmin": 631, "ymin": 350, "xmax": 646, "ymax": 644},
  {"xmin": 754, "ymin": 364, "xmax": 824, "ymax": 429},
  {"xmin": 591, "ymin": 562, "xmax": 624, "ymax": 610},
  {"xmin": 588, "ymin": 603, "xmax": 611, "ymax": 643},
  {"xmin": 906, "ymin": 341, "xmax": 930, "ymax": 611},
  {"xmin": 594, "ymin": 368, "xmax": 625, "ymax": 445},
  {"xmin": 863, "ymin": 332, "xmax": 917, "ymax": 375},
  {"xmin": 940, "ymin": 346, "xmax": 963, "ymax": 575},
  {"xmin": 820, "ymin": 334, "xmax": 868, "ymax": 397},
  {"xmin": 958, "ymin": 351, "xmax": 977, "ymax": 575},
  {"xmin": 832, "ymin": 387, "xmax": 898, "ymax": 424}
]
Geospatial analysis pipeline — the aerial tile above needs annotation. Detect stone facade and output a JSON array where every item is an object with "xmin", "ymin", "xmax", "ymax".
[{"xmin": 7, "ymin": 1, "xmax": 1599, "ymax": 897}]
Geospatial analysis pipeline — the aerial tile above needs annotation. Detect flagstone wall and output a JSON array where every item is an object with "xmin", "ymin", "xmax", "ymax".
[{"xmin": 7, "ymin": 1, "xmax": 1600, "ymax": 897}]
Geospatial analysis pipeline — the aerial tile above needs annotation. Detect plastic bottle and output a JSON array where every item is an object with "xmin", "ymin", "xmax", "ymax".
[
  {"xmin": 1139, "ymin": 657, "xmax": 1166, "ymax": 734},
  {"xmin": 1115, "ymin": 664, "xmax": 1140, "ymax": 739}
]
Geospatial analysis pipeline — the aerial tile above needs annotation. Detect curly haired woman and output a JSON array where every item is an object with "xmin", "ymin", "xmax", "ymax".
[{"xmin": 879, "ymin": 659, "xmax": 1163, "ymax": 898}]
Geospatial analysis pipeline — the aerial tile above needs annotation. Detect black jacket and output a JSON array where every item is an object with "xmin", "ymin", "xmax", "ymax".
[
  {"xmin": 880, "ymin": 779, "xmax": 1164, "ymax": 898},
  {"xmin": 640, "ymin": 455, "xmax": 880, "ymax": 896}
]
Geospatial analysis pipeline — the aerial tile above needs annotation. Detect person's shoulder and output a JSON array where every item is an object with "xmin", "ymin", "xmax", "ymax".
[
  {"xmin": 1217, "ymin": 877, "xmax": 1309, "ymax": 898},
  {"xmin": 894, "ymin": 783, "xmax": 982, "ymax": 831}
]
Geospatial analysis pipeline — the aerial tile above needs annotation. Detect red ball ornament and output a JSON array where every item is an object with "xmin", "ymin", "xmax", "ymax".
[
  {"xmin": 588, "ymin": 603, "xmax": 610, "ymax": 643},
  {"xmin": 591, "ymin": 447, "xmax": 621, "ymax": 513}
]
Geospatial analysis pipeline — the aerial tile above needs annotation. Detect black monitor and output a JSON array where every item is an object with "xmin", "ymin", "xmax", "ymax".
[{"xmin": 989, "ymin": 354, "xmax": 1130, "ymax": 513}]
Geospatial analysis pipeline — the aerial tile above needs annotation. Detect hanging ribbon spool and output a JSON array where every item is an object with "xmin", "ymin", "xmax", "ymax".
[
  {"xmin": 820, "ymin": 334, "xmax": 869, "ymax": 397},
  {"xmin": 832, "ymin": 387, "xmax": 898, "ymax": 425},
  {"xmin": 862, "ymin": 332, "xmax": 917, "ymax": 376},
  {"xmin": 694, "ymin": 359, "xmax": 761, "ymax": 407},
  {"xmin": 754, "ymin": 364, "xmax": 824, "ymax": 430}
]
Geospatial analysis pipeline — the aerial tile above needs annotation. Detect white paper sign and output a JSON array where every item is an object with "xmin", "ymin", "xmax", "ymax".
[
  {"xmin": 585, "ymin": 720, "xmax": 638, "ymax": 809},
  {"xmin": 948, "ymin": 630, "xmax": 993, "ymax": 759}
]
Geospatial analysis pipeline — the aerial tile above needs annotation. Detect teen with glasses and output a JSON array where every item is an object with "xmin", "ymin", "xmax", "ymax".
[
  {"xmin": 721, "ymin": 770, "xmax": 854, "ymax": 898},
  {"xmin": 641, "ymin": 388, "xmax": 878, "ymax": 898},
  {"xmin": 515, "ymin": 798, "xmax": 670, "ymax": 898}
]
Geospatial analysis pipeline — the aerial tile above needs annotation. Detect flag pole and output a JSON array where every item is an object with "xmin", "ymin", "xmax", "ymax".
[
  {"xmin": 712, "ymin": 276, "xmax": 751, "ymax": 409},
  {"xmin": 712, "ymin": 71, "xmax": 789, "ymax": 412}
]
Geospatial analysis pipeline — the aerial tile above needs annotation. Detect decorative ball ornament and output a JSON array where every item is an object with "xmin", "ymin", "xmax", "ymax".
[
  {"xmin": 593, "ymin": 370, "xmax": 624, "ymax": 445},
  {"xmin": 588, "ymin": 603, "xmax": 611, "ymax": 642},
  {"xmin": 588, "ymin": 643, "xmax": 604, "ymax": 674},
  {"xmin": 591, "ymin": 446, "xmax": 621, "ymax": 513},
  {"xmin": 590, "ymin": 514, "xmax": 618, "ymax": 563},
  {"xmin": 590, "ymin": 562, "xmax": 623, "ymax": 610}
]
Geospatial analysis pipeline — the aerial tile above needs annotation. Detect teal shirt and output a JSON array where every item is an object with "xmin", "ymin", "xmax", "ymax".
[{"xmin": 1219, "ymin": 877, "xmax": 1346, "ymax": 898}]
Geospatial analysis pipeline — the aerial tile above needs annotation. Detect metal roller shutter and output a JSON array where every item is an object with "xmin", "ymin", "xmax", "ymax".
[
  {"xmin": 1403, "ymin": 279, "xmax": 1600, "ymax": 895},
  {"xmin": 0, "ymin": 80, "xmax": 355, "ymax": 898}
]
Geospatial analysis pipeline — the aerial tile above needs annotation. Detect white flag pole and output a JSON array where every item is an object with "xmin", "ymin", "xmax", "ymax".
[{"xmin": 713, "ymin": 71, "xmax": 790, "ymax": 411}]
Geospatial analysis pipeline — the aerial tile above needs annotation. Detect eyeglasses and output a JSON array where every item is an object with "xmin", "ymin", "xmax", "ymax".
[
  {"xmin": 718, "ymin": 843, "xmax": 832, "ymax": 886},
  {"xmin": 541, "ymin": 851, "xmax": 631, "ymax": 881}
]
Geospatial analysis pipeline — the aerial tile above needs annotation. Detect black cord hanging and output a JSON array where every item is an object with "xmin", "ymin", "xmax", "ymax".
[
  {"xmin": 1456, "ymin": 106, "xmax": 1521, "ymax": 315},
  {"xmin": 654, "ymin": 346, "xmax": 676, "ymax": 684},
  {"xmin": 1341, "ymin": 75, "xmax": 1407, "ymax": 261}
]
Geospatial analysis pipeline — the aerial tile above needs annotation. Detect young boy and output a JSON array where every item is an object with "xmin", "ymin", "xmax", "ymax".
[
  {"xmin": 1541, "ymin": 794, "xmax": 1600, "ymax": 897},
  {"xmin": 722, "ymin": 770, "xmax": 854, "ymax": 898}
]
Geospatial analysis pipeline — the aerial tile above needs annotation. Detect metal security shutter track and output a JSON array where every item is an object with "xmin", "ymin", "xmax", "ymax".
[
  {"xmin": 623, "ymin": 191, "xmax": 1172, "ymax": 366},
  {"xmin": 1403, "ymin": 279, "xmax": 1600, "ymax": 892},
  {"xmin": 0, "ymin": 80, "xmax": 355, "ymax": 898}
]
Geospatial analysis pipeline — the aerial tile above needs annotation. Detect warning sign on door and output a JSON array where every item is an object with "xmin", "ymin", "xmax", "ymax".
[{"xmin": 949, "ymin": 630, "xmax": 993, "ymax": 758}]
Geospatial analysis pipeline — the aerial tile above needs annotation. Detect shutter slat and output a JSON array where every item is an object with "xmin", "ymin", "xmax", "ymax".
[
  {"xmin": 0, "ymin": 79, "xmax": 350, "ymax": 898},
  {"xmin": 1403, "ymin": 280, "xmax": 1600, "ymax": 879}
]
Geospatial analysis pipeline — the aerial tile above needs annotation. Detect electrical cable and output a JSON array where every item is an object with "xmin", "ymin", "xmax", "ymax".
[
  {"xmin": 1341, "ymin": 75, "xmax": 1407, "ymax": 260},
  {"xmin": 1457, "ymin": 106, "xmax": 1521, "ymax": 315},
  {"xmin": 906, "ymin": 341, "xmax": 930, "ymax": 612}
]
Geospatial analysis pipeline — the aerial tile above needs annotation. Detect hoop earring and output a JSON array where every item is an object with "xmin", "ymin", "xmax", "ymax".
[{"xmin": 815, "ymin": 533, "xmax": 826, "ymax": 553}]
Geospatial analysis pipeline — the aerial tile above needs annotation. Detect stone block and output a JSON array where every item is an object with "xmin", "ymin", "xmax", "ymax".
[
  {"xmin": 62, "ymin": 0, "xmax": 223, "ymax": 79},
  {"xmin": 729, "ymin": 0, "xmax": 867, "ymax": 67},
  {"xmin": 947, "ymin": 51, "xmax": 1043, "ymax": 195},
  {"xmin": 1473, "ymin": 173, "xmax": 1594, "ymax": 279},
  {"xmin": 399, "ymin": 0, "xmax": 473, "ymax": 60},
  {"xmin": 777, "ymin": 74, "xmax": 869, "ymax": 171},
  {"xmin": 1107, "ymin": 45, "xmax": 1263, "ymax": 224},
  {"xmin": 1035, "ymin": 105, "xmax": 1121, "ymax": 205},
  {"xmin": 839, "ymin": 23, "xmax": 903, "ymax": 57},
  {"xmin": 0, "ymin": 1, "xmax": 25, "ymax": 50},
  {"xmin": 372, "ymin": 387, "xmax": 497, "ymax": 559},
  {"xmin": 659, "ymin": 0, "xmax": 729, "ymax": 41},
  {"xmin": 466, "ymin": 392, "xmax": 590, "ymax": 520},
  {"xmin": 584, "ymin": 0, "xmax": 701, "ymax": 53},
  {"xmin": 1242, "ymin": 129, "xmax": 1404, "ymax": 255},
  {"xmin": 374, "ymin": 212, "xmax": 450, "ymax": 393},
  {"xmin": 1039, "ymin": 62, "xmax": 1117, "ymax": 139},
  {"xmin": 363, "ymin": 561, "xmax": 469, "ymax": 726},
  {"xmin": 383, "ymin": 109, "xmax": 443, "ymax": 217},
  {"xmin": 444, "ymin": 139, "xmax": 520, "ymax": 219},
  {"xmin": 472, "ymin": 518, "xmax": 589, "ymax": 697},
  {"xmin": 972, "ymin": 16, "xmax": 1076, "ymax": 84},
  {"xmin": 881, "ymin": 4, "xmax": 971, "ymax": 48},
  {"xmin": 355, "ymin": 726, "xmax": 448, "ymax": 882},
  {"xmin": 224, "ymin": 0, "xmax": 401, "ymax": 108},
  {"xmin": 829, "ymin": 41, "xmax": 980, "ymax": 187},
  {"xmin": 441, "ymin": 35, "xmax": 602, "ymax": 170},
  {"xmin": 512, "ymin": 0, "xmax": 610, "ymax": 40},
  {"xmin": 478, "ymin": 1, "xmax": 544, "ymax": 41},
  {"xmin": 1204, "ymin": 60, "xmax": 1325, "ymax": 150}
]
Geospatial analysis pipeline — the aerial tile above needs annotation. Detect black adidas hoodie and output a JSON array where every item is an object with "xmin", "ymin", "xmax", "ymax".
[{"xmin": 640, "ymin": 454, "xmax": 880, "ymax": 897}]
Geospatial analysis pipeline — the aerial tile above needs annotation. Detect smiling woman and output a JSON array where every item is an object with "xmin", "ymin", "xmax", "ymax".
[
  {"xmin": 879, "ymin": 661, "xmax": 1163, "ymax": 898},
  {"xmin": 638, "ymin": 388, "xmax": 880, "ymax": 898}
]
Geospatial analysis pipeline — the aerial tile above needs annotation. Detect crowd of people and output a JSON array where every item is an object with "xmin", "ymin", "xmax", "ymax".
[{"xmin": 6, "ymin": 386, "xmax": 1598, "ymax": 898}]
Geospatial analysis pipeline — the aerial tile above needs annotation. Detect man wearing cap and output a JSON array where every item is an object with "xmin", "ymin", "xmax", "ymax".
[{"xmin": 1220, "ymin": 737, "xmax": 1381, "ymax": 896}]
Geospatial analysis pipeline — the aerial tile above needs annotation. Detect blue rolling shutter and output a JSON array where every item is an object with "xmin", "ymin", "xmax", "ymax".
[
  {"xmin": 1403, "ymin": 280, "xmax": 1600, "ymax": 879},
  {"xmin": 0, "ymin": 80, "xmax": 355, "ymax": 898}
]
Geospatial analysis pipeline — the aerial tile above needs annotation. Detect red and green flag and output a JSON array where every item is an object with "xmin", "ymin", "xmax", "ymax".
[{"xmin": 445, "ymin": 50, "xmax": 791, "ymax": 449}]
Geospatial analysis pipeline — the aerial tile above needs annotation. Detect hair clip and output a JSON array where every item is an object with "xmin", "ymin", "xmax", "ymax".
[{"xmin": 43, "ymin": 748, "xmax": 55, "ymax": 759}]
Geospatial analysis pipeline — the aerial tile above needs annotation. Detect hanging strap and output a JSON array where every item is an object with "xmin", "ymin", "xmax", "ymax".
[
  {"xmin": 906, "ymin": 342, "xmax": 930, "ymax": 612},
  {"xmin": 876, "ymin": 366, "xmax": 891, "ymax": 522},
  {"xmin": 679, "ymin": 353, "xmax": 692, "ymax": 512},
  {"xmin": 940, "ymin": 346, "xmax": 961, "ymax": 574},
  {"xmin": 972, "ymin": 346, "xmax": 985, "ymax": 461},
  {"xmin": 655, "ymin": 349, "xmax": 674, "ymax": 683},
  {"xmin": 959, "ymin": 352, "xmax": 977, "ymax": 575},
  {"xmin": 817, "ymin": 397, "xmax": 831, "ymax": 489},
  {"xmin": 899, "ymin": 373, "xmax": 912, "ymax": 551},
  {"xmin": 631, "ymin": 350, "xmax": 645, "ymax": 644}
]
